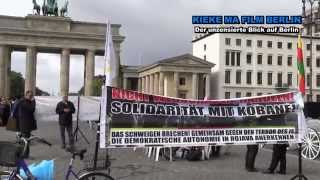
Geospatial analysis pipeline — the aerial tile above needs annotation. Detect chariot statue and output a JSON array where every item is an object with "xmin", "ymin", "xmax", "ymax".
[
  {"xmin": 42, "ymin": 0, "xmax": 58, "ymax": 16},
  {"xmin": 32, "ymin": 0, "xmax": 41, "ymax": 15},
  {"xmin": 32, "ymin": 0, "xmax": 69, "ymax": 17},
  {"xmin": 60, "ymin": 0, "xmax": 69, "ymax": 17}
]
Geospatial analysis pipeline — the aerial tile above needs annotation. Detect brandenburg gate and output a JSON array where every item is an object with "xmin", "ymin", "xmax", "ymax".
[{"xmin": 0, "ymin": 15, "xmax": 125, "ymax": 97}]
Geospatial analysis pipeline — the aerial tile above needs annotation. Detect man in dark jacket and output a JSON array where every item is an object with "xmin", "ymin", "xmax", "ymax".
[
  {"xmin": 17, "ymin": 90, "xmax": 37, "ymax": 158},
  {"xmin": 56, "ymin": 96, "xmax": 75, "ymax": 149}
]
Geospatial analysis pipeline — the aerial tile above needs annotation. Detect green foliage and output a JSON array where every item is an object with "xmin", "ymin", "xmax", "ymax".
[
  {"xmin": 35, "ymin": 87, "xmax": 50, "ymax": 96},
  {"xmin": 78, "ymin": 75, "xmax": 104, "ymax": 96},
  {"xmin": 10, "ymin": 71, "xmax": 25, "ymax": 98},
  {"xmin": 78, "ymin": 87, "xmax": 84, "ymax": 95},
  {"xmin": 92, "ymin": 77, "xmax": 104, "ymax": 96},
  {"xmin": 9, "ymin": 71, "xmax": 49, "ymax": 97}
]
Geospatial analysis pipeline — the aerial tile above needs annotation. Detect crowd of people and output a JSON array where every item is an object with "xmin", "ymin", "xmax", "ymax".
[
  {"xmin": 0, "ymin": 91, "xmax": 288, "ymax": 175},
  {"xmin": 0, "ymin": 91, "xmax": 76, "ymax": 156},
  {"xmin": 0, "ymin": 91, "xmax": 36, "ymax": 158}
]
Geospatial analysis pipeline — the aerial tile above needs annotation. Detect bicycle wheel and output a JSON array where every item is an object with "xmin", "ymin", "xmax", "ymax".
[
  {"xmin": 301, "ymin": 128, "xmax": 320, "ymax": 160},
  {"xmin": 0, "ymin": 171, "xmax": 23, "ymax": 180},
  {"xmin": 79, "ymin": 172, "xmax": 114, "ymax": 180}
]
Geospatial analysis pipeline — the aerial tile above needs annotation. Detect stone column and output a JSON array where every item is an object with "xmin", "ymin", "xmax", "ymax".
[
  {"xmin": 192, "ymin": 73, "xmax": 199, "ymax": 99},
  {"xmin": 173, "ymin": 72, "xmax": 179, "ymax": 97},
  {"xmin": 145, "ymin": 75, "xmax": 150, "ymax": 93},
  {"xmin": 84, "ymin": 49, "xmax": 95, "ymax": 96},
  {"xmin": 25, "ymin": 46, "xmax": 37, "ymax": 94},
  {"xmin": 138, "ymin": 78, "xmax": 142, "ymax": 92},
  {"xmin": 150, "ymin": 74, "xmax": 154, "ymax": 94},
  {"xmin": 159, "ymin": 72, "xmax": 164, "ymax": 95},
  {"xmin": 141, "ymin": 77, "xmax": 145, "ymax": 92},
  {"xmin": 60, "ymin": 49, "xmax": 70, "ymax": 96},
  {"xmin": 123, "ymin": 77, "xmax": 128, "ymax": 89},
  {"xmin": 0, "ymin": 45, "xmax": 9, "ymax": 97},
  {"xmin": 205, "ymin": 74, "xmax": 211, "ymax": 99},
  {"xmin": 154, "ymin": 73, "xmax": 159, "ymax": 95},
  {"xmin": 5, "ymin": 49, "xmax": 11, "ymax": 98}
]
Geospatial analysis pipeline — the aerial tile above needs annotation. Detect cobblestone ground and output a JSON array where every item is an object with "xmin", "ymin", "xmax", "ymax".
[{"xmin": 1, "ymin": 121, "xmax": 320, "ymax": 180}]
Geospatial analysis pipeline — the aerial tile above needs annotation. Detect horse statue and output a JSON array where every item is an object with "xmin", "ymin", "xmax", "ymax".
[
  {"xmin": 32, "ymin": 0, "xmax": 40, "ymax": 15},
  {"xmin": 42, "ymin": 0, "xmax": 58, "ymax": 16},
  {"xmin": 60, "ymin": 0, "xmax": 69, "ymax": 17},
  {"xmin": 53, "ymin": 2, "xmax": 59, "ymax": 16},
  {"xmin": 42, "ymin": 0, "xmax": 47, "ymax": 16}
]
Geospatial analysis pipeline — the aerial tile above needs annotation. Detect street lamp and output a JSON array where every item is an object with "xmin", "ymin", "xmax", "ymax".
[{"xmin": 302, "ymin": 0, "xmax": 320, "ymax": 102}]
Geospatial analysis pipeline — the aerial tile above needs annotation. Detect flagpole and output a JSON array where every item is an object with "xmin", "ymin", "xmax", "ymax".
[
  {"xmin": 103, "ymin": 21, "xmax": 110, "ymax": 80},
  {"xmin": 100, "ymin": 20, "xmax": 113, "ymax": 148},
  {"xmin": 93, "ymin": 19, "xmax": 112, "ymax": 171},
  {"xmin": 291, "ymin": 30, "xmax": 308, "ymax": 180}
]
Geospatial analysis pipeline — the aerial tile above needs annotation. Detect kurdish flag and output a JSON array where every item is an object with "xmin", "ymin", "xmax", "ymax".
[{"xmin": 297, "ymin": 34, "xmax": 305, "ymax": 95}]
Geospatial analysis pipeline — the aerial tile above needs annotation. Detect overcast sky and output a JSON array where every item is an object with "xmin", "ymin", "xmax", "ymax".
[{"xmin": 0, "ymin": 0, "xmax": 302, "ymax": 95}]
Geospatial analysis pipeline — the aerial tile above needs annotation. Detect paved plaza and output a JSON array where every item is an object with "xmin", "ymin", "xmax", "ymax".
[{"xmin": 1, "ymin": 121, "xmax": 320, "ymax": 180}]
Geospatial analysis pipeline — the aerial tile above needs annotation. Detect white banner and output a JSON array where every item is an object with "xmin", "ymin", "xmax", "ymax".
[
  {"xmin": 110, "ymin": 127, "xmax": 297, "ymax": 147},
  {"xmin": 34, "ymin": 96, "xmax": 100, "ymax": 122}
]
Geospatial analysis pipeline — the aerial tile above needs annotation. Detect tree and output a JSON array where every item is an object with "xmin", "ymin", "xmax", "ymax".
[
  {"xmin": 78, "ymin": 87, "xmax": 84, "ymax": 95},
  {"xmin": 78, "ymin": 75, "xmax": 105, "ymax": 96},
  {"xmin": 10, "ymin": 71, "xmax": 25, "ymax": 98},
  {"xmin": 9, "ymin": 71, "xmax": 50, "ymax": 97},
  {"xmin": 35, "ymin": 87, "xmax": 50, "ymax": 96}
]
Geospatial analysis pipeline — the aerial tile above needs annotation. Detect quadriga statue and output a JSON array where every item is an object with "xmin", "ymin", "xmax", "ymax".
[{"xmin": 42, "ymin": 0, "xmax": 58, "ymax": 16}]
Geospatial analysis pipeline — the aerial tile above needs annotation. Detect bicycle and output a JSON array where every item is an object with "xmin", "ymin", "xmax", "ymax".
[
  {"xmin": 0, "ymin": 135, "xmax": 52, "ymax": 180},
  {"xmin": 0, "ymin": 135, "xmax": 114, "ymax": 180},
  {"xmin": 64, "ymin": 148, "xmax": 114, "ymax": 180}
]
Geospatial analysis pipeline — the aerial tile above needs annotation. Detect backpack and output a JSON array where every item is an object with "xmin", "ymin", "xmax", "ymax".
[{"xmin": 186, "ymin": 147, "xmax": 202, "ymax": 161}]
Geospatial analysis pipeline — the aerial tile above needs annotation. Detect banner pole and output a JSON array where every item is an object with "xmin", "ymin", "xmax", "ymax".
[
  {"xmin": 291, "ymin": 143, "xmax": 308, "ymax": 180},
  {"xmin": 291, "ymin": 92, "xmax": 307, "ymax": 180},
  {"xmin": 73, "ymin": 95, "xmax": 90, "ymax": 144},
  {"xmin": 93, "ymin": 104, "xmax": 101, "ymax": 170},
  {"xmin": 94, "ymin": 86, "xmax": 112, "ymax": 171}
]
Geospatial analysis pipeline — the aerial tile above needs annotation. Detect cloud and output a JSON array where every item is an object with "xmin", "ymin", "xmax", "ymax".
[
  {"xmin": 69, "ymin": 55, "xmax": 84, "ymax": 93},
  {"xmin": 2, "ymin": 0, "xmax": 302, "ymax": 94},
  {"xmin": 36, "ymin": 53, "xmax": 60, "ymax": 95},
  {"xmin": 70, "ymin": 0, "xmax": 302, "ymax": 65}
]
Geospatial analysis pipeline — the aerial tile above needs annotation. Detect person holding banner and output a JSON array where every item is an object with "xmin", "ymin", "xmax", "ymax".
[
  {"xmin": 203, "ymin": 96, "xmax": 222, "ymax": 158},
  {"xmin": 245, "ymin": 144, "xmax": 259, "ymax": 172},
  {"xmin": 263, "ymin": 143, "xmax": 288, "ymax": 174},
  {"xmin": 243, "ymin": 115, "xmax": 259, "ymax": 172},
  {"xmin": 262, "ymin": 112, "xmax": 292, "ymax": 174}
]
